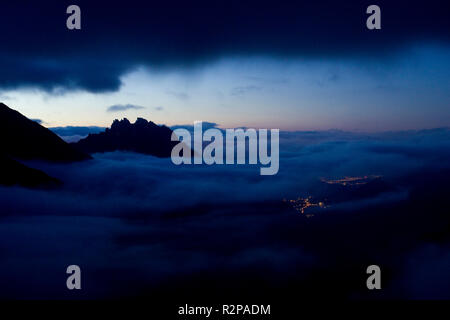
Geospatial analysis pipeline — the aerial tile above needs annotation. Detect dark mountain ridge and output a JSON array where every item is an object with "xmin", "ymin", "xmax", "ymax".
[
  {"xmin": 0, "ymin": 103, "xmax": 91, "ymax": 162},
  {"xmin": 74, "ymin": 118, "xmax": 179, "ymax": 157},
  {"xmin": 0, "ymin": 154, "xmax": 61, "ymax": 188},
  {"xmin": 0, "ymin": 103, "xmax": 90, "ymax": 187}
]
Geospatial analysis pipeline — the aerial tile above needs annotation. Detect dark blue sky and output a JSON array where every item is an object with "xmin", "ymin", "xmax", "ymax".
[{"xmin": 0, "ymin": 0, "xmax": 449, "ymax": 130}]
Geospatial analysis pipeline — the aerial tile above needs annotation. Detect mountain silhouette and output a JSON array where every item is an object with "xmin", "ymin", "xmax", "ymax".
[
  {"xmin": 0, "ymin": 103, "xmax": 90, "ymax": 187},
  {"xmin": 0, "ymin": 103, "xmax": 91, "ymax": 162},
  {"xmin": 0, "ymin": 154, "xmax": 61, "ymax": 188},
  {"xmin": 74, "ymin": 118, "xmax": 179, "ymax": 157}
]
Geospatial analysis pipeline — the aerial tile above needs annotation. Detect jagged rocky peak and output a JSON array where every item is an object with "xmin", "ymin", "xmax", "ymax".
[
  {"xmin": 135, "ymin": 117, "xmax": 149, "ymax": 126},
  {"xmin": 111, "ymin": 118, "xmax": 131, "ymax": 130},
  {"xmin": 74, "ymin": 117, "xmax": 179, "ymax": 158},
  {"xmin": 108, "ymin": 118, "xmax": 159, "ymax": 133}
]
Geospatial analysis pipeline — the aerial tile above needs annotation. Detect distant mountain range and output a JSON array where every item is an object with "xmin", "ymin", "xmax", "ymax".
[
  {"xmin": 74, "ymin": 118, "xmax": 178, "ymax": 158},
  {"xmin": 49, "ymin": 126, "xmax": 106, "ymax": 143}
]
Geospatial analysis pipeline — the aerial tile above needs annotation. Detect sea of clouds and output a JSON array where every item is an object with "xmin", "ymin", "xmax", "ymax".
[{"xmin": 0, "ymin": 129, "xmax": 449, "ymax": 299}]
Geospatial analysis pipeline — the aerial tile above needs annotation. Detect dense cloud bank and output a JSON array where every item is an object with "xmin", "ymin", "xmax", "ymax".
[
  {"xmin": 0, "ymin": 129, "xmax": 449, "ymax": 299},
  {"xmin": 0, "ymin": 1, "xmax": 449, "ymax": 92}
]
